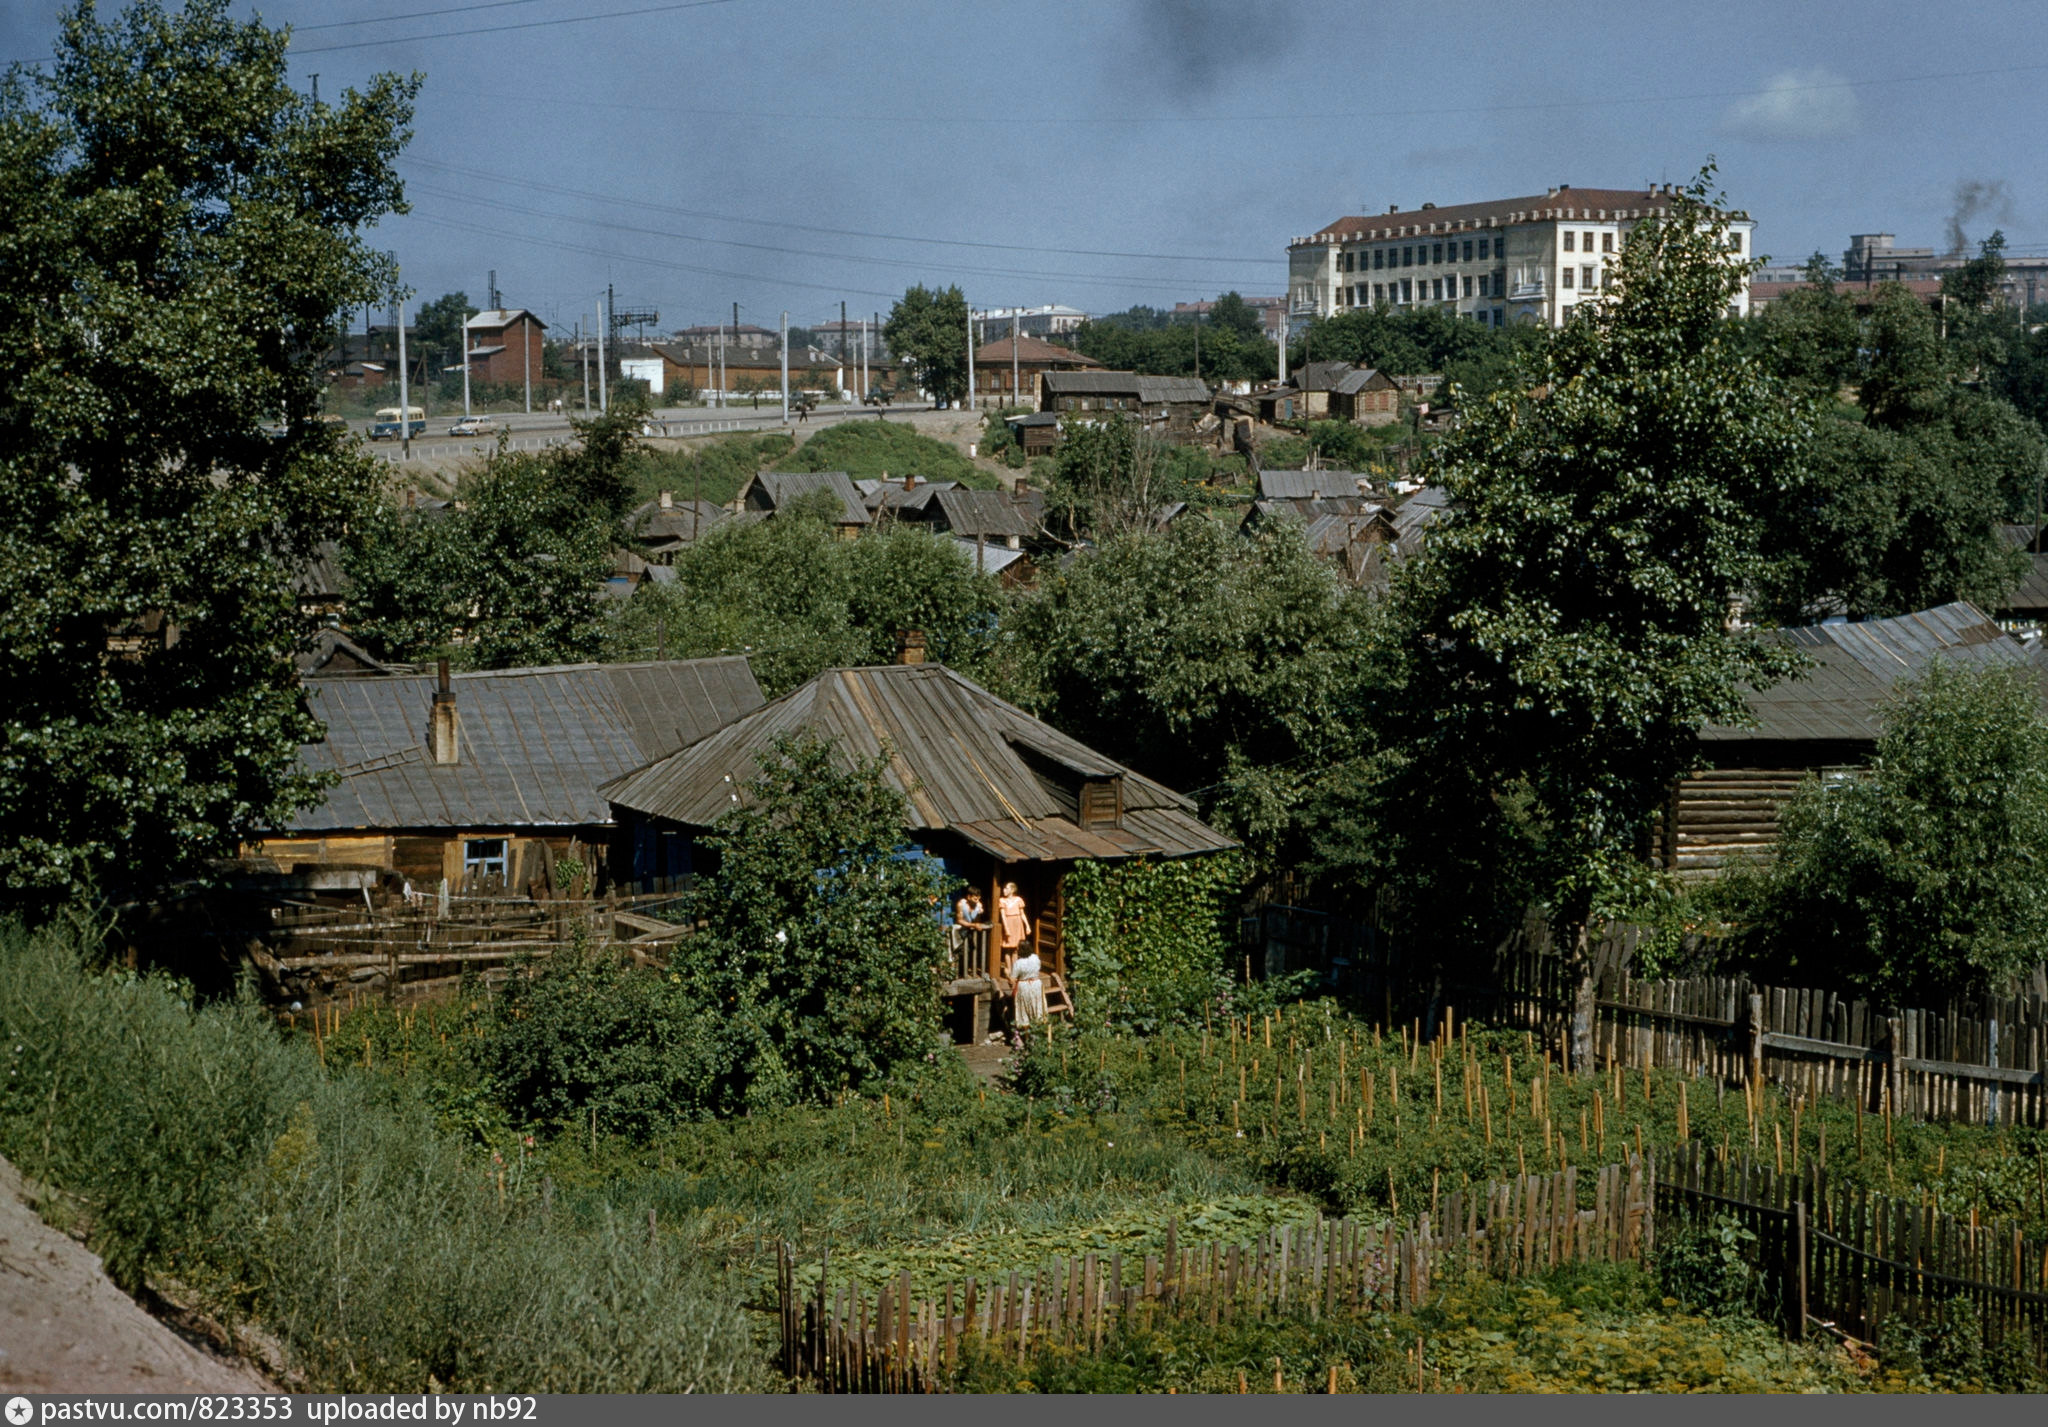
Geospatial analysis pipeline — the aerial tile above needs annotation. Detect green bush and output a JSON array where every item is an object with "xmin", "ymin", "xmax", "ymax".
[
  {"xmin": 778, "ymin": 419, "xmax": 997, "ymax": 488},
  {"xmin": 0, "ymin": 920, "xmax": 764, "ymax": 1392},
  {"xmin": 1655, "ymin": 1212, "xmax": 1766, "ymax": 1318},
  {"xmin": 1062, "ymin": 855, "xmax": 1242, "ymax": 1031},
  {"xmin": 1725, "ymin": 662, "xmax": 2048, "ymax": 1002},
  {"xmin": 476, "ymin": 947, "xmax": 723, "ymax": 1138}
]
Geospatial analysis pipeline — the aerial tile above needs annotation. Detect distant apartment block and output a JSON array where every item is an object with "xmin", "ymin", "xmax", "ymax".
[
  {"xmin": 979, "ymin": 305, "xmax": 1089, "ymax": 339},
  {"xmin": 1286, "ymin": 184, "xmax": 1755, "ymax": 329}
]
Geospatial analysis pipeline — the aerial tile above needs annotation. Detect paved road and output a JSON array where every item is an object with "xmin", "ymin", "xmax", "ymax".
[{"xmin": 360, "ymin": 401, "xmax": 939, "ymax": 463}]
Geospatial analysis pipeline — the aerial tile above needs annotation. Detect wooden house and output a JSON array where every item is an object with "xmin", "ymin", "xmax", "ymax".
[
  {"xmin": 249, "ymin": 657, "xmax": 766, "ymax": 894},
  {"xmin": 1039, "ymin": 371, "xmax": 1212, "ymax": 441},
  {"xmin": 737, "ymin": 470, "xmax": 873, "ymax": 536},
  {"xmin": 601, "ymin": 657, "xmax": 1235, "ymax": 1040},
  {"xmin": 972, "ymin": 334, "xmax": 1103, "ymax": 406},
  {"xmin": 1329, "ymin": 367, "xmax": 1401, "ymax": 425},
  {"xmin": 1660, "ymin": 603, "xmax": 2044, "ymax": 881},
  {"xmin": 629, "ymin": 491, "xmax": 733, "ymax": 561}
]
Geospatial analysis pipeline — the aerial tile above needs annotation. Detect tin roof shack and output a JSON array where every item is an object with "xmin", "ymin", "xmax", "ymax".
[
  {"xmin": 1291, "ymin": 362, "xmax": 1357, "ymax": 419},
  {"xmin": 1005, "ymin": 410, "xmax": 1064, "ymax": 457},
  {"xmin": 857, "ymin": 477, "xmax": 958, "ymax": 520},
  {"xmin": 1997, "ymin": 524, "xmax": 2048, "ymax": 630},
  {"xmin": 737, "ymin": 470, "xmax": 873, "ymax": 536},
  {"xmin": 1242, "ymin": 497, "xmax": 1395, "ymax": 584},
  {"xmin": 923, "ymin": 487, "xmax": 1048, "ymax": 552},
  {"xmin": 602, "ymin": 660, "xmax": 1235, "ymax": 1041},
  {"xmin": 1662, "ymin": 603, "xmax": 2045, "ymax": 882},
  {"xmin": 630, "ymin": 491, "xmax": 733, "ymax": 561},
  {"xmin": 251, "ymin": 656, "xmax": 766, "ymax": 896},
  {"xmin": 1330, "ymin": 367, "xmax": 1401, "ymax": 425},
  {"xmin": 1040, "ymin": 371, "xmax": 1212, "ymax": 441}
]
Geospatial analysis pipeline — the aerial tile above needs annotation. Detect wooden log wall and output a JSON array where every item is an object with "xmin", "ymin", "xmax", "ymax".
[{"xmin": 777, "ymin": 1156, "xmax": 1654, "ymax": 1393}]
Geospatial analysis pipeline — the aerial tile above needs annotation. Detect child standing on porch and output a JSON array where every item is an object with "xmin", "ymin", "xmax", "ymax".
[{"xmin": 997, "ymin": 882, "xmax": 1029, "ymax": 954}]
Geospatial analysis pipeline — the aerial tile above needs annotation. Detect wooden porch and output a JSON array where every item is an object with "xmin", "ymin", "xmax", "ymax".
[{"xmin": 940, "ymin": 860, "xmax": 1074, "ymax": 1043}]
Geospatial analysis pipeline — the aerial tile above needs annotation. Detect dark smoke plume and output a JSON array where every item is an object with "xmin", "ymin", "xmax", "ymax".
[
  {"xmin": 1947, "ymin": 179, "xmax": 2015, "ymax": 256},
  {"xmin": 1131, "ymin": 0, "xmax": 1309, "ymax": 94}
]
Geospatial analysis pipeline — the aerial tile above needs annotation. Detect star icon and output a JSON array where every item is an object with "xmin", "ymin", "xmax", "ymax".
[{"xmin": 6, "ymin": 1396, "xmax": 34, "ymax": 1426}]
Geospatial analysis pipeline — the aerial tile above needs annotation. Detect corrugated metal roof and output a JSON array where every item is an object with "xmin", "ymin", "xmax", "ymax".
[
  {"xmin": 746, "ymin": 471, "xmax": 872, "ymax": 525},
  {"xmin": 284, "ymin": 657, "xmax": 766, "ymax": 833},
  {"xmin": 630, "ymin": 498, "xmax": 732, "ymax": 544},
  {"xmin": 1040, "ymin": 371, "xmax": 1211, "ymax": 404},
  {"xmin": 1258, "ymin": 470, "xmax": 1371, "ymax": 500},
  {"xmin": 935, "ymin": 488, "xmax": 1041, "ymax": 540},
  {"xmin": 602, "ymin": 663, "xmax": 1236, "ymax": 863},
  {"xmin": 1333, "ymin": 367, "xmax": 1392, "ymax": 396},
  {"xmin": 1703, "ymin": 602, "xmax": 2036, "ymax": 744},
  {"xmin": 859, "ymin": 479, "xmax": 956, "ymax": 513},
  {"xmin": 950, "ymin": 539, "xmax": 1028, "ymax": 574}
]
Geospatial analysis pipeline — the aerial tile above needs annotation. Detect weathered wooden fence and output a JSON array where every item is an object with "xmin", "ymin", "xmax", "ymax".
[
  {"xmin": 1247, "ymin": 904, "xmax": 2048, "ymax": 1128},
  {"xmin": 1659, "ymin": 1142, "xmax": 2048, "ymax": 1367},
  {"xmin": 776, "ymin": 1156, "xmax": 1655, "ymax": 1392}
]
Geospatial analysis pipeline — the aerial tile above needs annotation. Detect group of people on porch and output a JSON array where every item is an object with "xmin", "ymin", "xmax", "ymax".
[{"xmin": 954, "ymin": 884, "xmax": 1045, "ymax": 1027}]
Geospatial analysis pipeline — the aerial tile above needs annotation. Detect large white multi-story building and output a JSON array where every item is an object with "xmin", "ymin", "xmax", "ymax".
[{"xmin": 1286, "ymin": 183, "xmax": 1754, "ymax": 331}]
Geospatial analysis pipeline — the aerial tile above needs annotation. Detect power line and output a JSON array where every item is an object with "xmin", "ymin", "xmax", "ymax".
[
  {"xmin": 296, "ymin": 0, "xmax": 550, "ymax": 31},
  {"xmin": 405, "ymin": 182, "xmax": 1278, "ymax": 290},
  {"xmin": 291, "ymin": 0, "xmax": 747, "ymax": 54},
  {"xmin": 404, "ymin": 156, "xmax": 1278, "ymax": 265}
]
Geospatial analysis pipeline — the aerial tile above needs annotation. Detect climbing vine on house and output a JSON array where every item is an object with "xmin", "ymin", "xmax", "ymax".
[{"xmin": 1063, "ymin": 854, "xmax": 1243, "ymax": 1031}]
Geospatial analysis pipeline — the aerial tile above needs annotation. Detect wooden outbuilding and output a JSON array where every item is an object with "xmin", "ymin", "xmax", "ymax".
[{"xmin": 601, "ymin": 658, "xmax": 1235, "ymax": 1039}]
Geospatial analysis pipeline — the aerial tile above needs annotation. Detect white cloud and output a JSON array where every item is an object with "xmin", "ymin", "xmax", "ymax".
[{"xmin": 1723, "ymin": 68, "xmax": 1860, "ymax": 141}]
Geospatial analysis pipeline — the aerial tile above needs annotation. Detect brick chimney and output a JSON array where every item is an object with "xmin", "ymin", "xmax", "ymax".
[
  {"xmin": 895, "ymin": 630, "xmax": 927, "ymax": 666},
  {"xmin": 429, "ymin": 659, "xmax": 461, "ymax": 765}
]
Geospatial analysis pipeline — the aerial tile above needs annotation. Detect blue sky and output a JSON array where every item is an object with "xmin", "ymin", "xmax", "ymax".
[{"xmin": 6, "ymin": 0, "xmax": 2045, "ymax": 333}]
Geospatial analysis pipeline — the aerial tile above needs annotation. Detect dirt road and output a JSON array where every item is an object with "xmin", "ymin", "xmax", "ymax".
[{"xmin": 0, "ymin": 1158, "xmax": 271, "ymax": 1392}]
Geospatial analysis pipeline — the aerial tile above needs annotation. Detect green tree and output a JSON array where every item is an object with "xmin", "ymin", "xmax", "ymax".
[
  {"xmin": 1751, "ymin": 416, "xmax": 2023, "ymax": 622},
  {"xmin": 342, "ymin": 408, "xmax": 639, "ymax": 667},
  {"xmin": 1725, "ymin": 664, "xmax": 2048, "ymax": 1003},
  {"xmin": 1046, "ymin": 414, "xmax": 1196, "ymax": 539},
  {"xmin": 1372, "ymin": 169, "xmax": 1805, "ymax": 1068},
  {"xmin": 412, "ymin": 291, "xmax": 476, "ymax": 372},
  {"xmin": 1210, "ymin": 292, "xmax": 1264, "ymax": 341},
  {"xmin": 0, "ymin": 1, "xmax": 416, "ymax": 909},
  {"xmin": 883, "ymin": 284, "xmax": 970, "ymax": 407},
  {"xmin": 1751, "ymin": 253, "xmax": 1861, "ymax": 401},
  {"xmin": 679, "ymin": 732, "xmax": 950, "ymax": 1112},
  {"xmin": 608, "ymin": 513, "xmax": 1000, "ymax": 694},
  {"xmin": 1005, "ymin": 519, "xmax": 1373, "ymax": 872},
  {"xmin": 1861, "ymin": 281, "xmax": 1953, "ymax": 429}
]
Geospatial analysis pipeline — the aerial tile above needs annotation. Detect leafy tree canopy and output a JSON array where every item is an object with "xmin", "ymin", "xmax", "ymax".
[
  {"xmin": 412, "ymin": 291, "xmax": 477, "ymax": 368},
  {"xmin": 776, "ymin": 417, "xmax": 994, "ymax": 487},
  {"xmin": 882, "ymin": 285, "xmax": 969, "ymax": 407},
  {"xmin": 1004, "ymin": 518, "xmax": 1375, "ymax": 873},
  {"xmin": 1720, "ymin": 663, "xmax": 2048, "ymax": 1004},
  {"xmin": 679, "ymin": 733, "xmax": 951, "ymax": 1112},
  {"xmin": 1368, "ymin": 168, "xmax": 1806, "ymax": 1029},
  {"xmin": 0, "ymin": 0, "xmax": 416, "ymax": 909},
  {"xmin": 608, "ymin": 512, "xmax": 1001, "ymax": 695}
]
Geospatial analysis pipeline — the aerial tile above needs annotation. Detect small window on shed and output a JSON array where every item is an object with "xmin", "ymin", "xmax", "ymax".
[
  {"xmin": 463, "ymin": 838, "xmax": 509, "ymax": 878},
  {"xmin": 1078, "ymin": 777, "xmax": 1123, "ymax": 830}
]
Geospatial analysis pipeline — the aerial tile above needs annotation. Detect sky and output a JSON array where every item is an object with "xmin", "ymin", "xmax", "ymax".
[{"xmin": 5, "ymin": 0, "xmax": 2046, "ymax": 336}]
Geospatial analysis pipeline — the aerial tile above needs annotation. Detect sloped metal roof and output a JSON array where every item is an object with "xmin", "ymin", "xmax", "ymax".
[
  {"xmin": 602, "ymin": 663, "xmax": 1235, "ymax": 863},
  {"xmin": 1040, "ymin": 371, "xmax": 1210, "ymax": 404},
  {"xmin": 935, "ymin": 488, "xmax": 1041, "ymax": 540},
  {"xmin": 747, "ymin": 471, "xmax": 872, "ymax": 525},
  {"xmin": 1258, "ymin": 470, "xmax": 1371, "ymax": 500},
  {"xmin": 284, "ymin": 657, "xmax": 766, "ymax": 832},
  {"xmin": 1702, "ymin": 603, "xmax": 2036, "ymax": 744}
]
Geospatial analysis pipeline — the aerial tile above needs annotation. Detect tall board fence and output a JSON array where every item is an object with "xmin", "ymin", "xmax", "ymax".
[
  {"xmin": 776, "ymin": 1156, "xmax": 1654, "ymax": 1393},
  {"xmin": 1246, "ymin": 904, "xmax": 2048, "ymax": 1128}
]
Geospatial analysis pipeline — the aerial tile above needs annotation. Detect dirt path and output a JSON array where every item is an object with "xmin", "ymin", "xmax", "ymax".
[{"xmin": 0, "ymin": 1158, "xmax": 272, "ymax": 1393}]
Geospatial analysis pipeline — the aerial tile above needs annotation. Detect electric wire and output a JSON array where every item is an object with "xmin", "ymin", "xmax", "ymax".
[{"xmin": 291, "ymin": 0, "xmax": 747, "ymax": 54}]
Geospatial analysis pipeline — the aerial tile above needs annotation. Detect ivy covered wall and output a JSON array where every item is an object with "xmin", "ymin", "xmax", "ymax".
[{"xmin": 1063, "ymin": 853, "xmax": 1243, "ymax": 1031}]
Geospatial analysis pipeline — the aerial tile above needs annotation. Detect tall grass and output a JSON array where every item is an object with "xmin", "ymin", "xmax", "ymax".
[{"xmin": 0, "ymin": 921, "xmax": 764, "ymax": 1392}]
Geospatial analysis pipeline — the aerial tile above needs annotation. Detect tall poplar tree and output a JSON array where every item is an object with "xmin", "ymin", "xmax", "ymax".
[{"xmin": 0, "ymin": 2, "xmax": 416, "ymax": 909}]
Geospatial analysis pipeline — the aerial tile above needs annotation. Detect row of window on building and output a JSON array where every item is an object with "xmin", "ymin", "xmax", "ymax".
[
  {"xmin": 1337, "ymin": 228, "xmax": 1633, "ymax": 276},
  {"xmin": 1339, "ymin": 261, "xmax": 1608, "ymax": 309}
]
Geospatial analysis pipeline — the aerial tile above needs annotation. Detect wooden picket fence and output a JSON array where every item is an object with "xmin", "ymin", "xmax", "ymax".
[
  {"xmin": 1659, "ymin": 1141, "xmax": 2048, "ymax": 1368},
  {"xmin": 775, "ymin": 1155, "xmax": 1655, "ymax": 1392},
  {"xmin": 1247, "ymin": 903, "xmax": 2048, "ymax": 1129}
]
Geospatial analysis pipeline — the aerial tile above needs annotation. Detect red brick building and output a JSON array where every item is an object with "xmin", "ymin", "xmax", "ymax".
[{"xmin": 462, "ymin": 309, "xmax": 546, "ymax": 386}]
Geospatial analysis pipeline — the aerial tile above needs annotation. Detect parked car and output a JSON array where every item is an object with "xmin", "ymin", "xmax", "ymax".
[
  {"xmin": 370, "ymin": 406, "xmax": 427, "ymax": 440},
  {"xmin": 448, "ymin": 415, "xmax": 497, "ymax": 437},
  {"xmin": 863, "ymin": 388, "xmax": 893, "ymax": 407}
]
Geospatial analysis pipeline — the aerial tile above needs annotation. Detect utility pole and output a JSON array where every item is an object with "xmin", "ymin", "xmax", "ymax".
[
  {"xmin": 579, "ymin": 318, "xmax": 589, "ymax": 414},
  {"xmin": 597, "ymin": 291, "xmax": 608, "ymax": 414},
  {"xmin": 397, "ymin": 296, "xmax": 411, "ymax": 460},
  {"xmin": 522, "ymin": 311, "xmax": 532, "ymax": 415},
  {"xmin": 1277, "ymin": 318, "xmax": 1288, "ymax": 387},
  {"xmin": 841, "ymin": 299, "xmax": 850, "ymax": 402},
  {"xmin": 716, "ymin": 320, "xmax": 725, "ymax": 410},
  {"xmin": 1011, "ymin": 321, "xmax": 1019, "ymax": 407},
  {"xmin": 779, "ymin": 311, "xmax": 789, "ymax": 424},
  {"xmin": 462, "ymin": 310, "xmax": 472, "ymax": 417},
  {"xmin": 966, "ymin": 305, "xmax": 976, "ymax": 412}
]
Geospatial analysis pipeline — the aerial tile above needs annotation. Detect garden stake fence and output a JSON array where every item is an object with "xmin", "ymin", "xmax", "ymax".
[
  {"xmin": 1247, "ymin": 905, "xmax": 2048, "ymax": 1128},
  {"xmin": 775, "ymin": 1155, "xmax": 1655, "ymax": 1392},
  {"xmin": 1659, "ymin": 1141, "xmax": 2048, "ymax": 1370}
]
